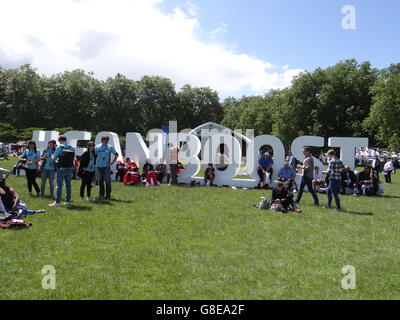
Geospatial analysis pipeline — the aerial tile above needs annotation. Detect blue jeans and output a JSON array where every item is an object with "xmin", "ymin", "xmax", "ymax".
[
  {"xmin": 327, "ymin": 178, "xmax": 341, "ymax": 209},
  {"xmin": 56, "ymin": 168, "xmax": 73, "ymax": 203},
  {"xmin": 97, "ymin": 167, "xmax": 111, "ymax": 198},
  {"xmin": 41, "ymin": 169, "xmax": 55, "ymax": 197}
]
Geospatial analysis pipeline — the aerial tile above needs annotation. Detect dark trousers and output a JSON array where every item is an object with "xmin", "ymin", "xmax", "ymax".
[
  {"xmin": 296, "ymin": 175, "xmax": 319, "ymax": 205},
  {"xmin": 98, "ymin": 167, "xmax": 111, "ymax": 198},
  {"xmin": 169, "ymin": 164, "xmax": 178, "ymax": 185},
  {"xmin": 384, "ymin": 171, "xmax": 392, "ymax": 183},
  {"xmin": 257, "ymin": 168, "xmax": 273, "ymax": 182},
  {"xmin": 25, "ymin": 168, "xmax": 40, "ymax": 194},
  {"xmin": 80, "ymin": 171, "xmax": 95, "ymax": 197}
]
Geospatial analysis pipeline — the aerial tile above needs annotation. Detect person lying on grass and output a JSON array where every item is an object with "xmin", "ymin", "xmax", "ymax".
[
  {"xmin": 271, "ymin": 181, "xmax": 301, "ymax": 213},
  {"xmin": 0, "ymin": 180, "xmax": 45, "ymax": 215}
]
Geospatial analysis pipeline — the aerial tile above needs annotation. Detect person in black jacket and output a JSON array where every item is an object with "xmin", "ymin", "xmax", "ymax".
[
  {"xmin": 79, "ymin": 141, "xmax": 96, "ymax": 201},
  {"xmin": 340, "ymin": 166, "xmax": 357, "ymax": 194},
  {"xmin": 272, "ymin": 181, "xmax": 301, "ymax": 213}
]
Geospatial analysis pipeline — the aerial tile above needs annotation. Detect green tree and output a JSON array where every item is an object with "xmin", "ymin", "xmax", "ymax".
[{"xmin": 364, "ymin": 64, "xmax": 400, "ymax": 150}]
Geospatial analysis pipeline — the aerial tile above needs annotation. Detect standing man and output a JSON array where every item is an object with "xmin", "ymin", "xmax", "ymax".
[
  {"xmin": 372, "ymin": 156, "xmax": 381, "ymax": 181},
  {"xmin": 49, "ymin": 136, "xmax": 76, "ymax": 207},
  {"xmin": 95, "ymin": 136, "xmax": 119, "ymax": 200},
  {"xmin": 295, "ymin": 146, "xmax": 319, "ymax": 206},
  {"xmin": 323, "ymin": 149, "xmax": 344, "ymax": 211}
]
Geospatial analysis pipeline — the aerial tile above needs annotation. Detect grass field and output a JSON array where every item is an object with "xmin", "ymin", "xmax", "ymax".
[{"xmin": 0, "ymin": 157, "xmax": 399, "ymax": 300}]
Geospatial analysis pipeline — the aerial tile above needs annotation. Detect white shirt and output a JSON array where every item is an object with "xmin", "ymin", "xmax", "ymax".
[
  {"xmin": 314, "ymin": 170, "xmax": 323, "ymax": 180},
  {"xmin": 384, "ymin": 161, "xmax": 394, "ymax": 172}
]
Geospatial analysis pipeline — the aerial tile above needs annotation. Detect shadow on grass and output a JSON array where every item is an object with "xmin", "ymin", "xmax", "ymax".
[
  {"xmin": 342, "ymin": 209, "xmax": 374, "ymax": 216},
  {"xmin": 65, "ymin": 205, "xmax": 93, "ymax": 211},
  {"xmin": 382, "ymin": 195, "xmax": 400, "ymax": 199},
  {"xmin": 109, "ymin": 199, "xmax": 134, "ymax": 204}
]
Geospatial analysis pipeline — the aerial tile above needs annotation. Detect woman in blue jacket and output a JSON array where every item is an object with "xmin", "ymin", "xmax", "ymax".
[{"xmin": 20, "ymin": 140, "xmax": 41, "ymax": 195}]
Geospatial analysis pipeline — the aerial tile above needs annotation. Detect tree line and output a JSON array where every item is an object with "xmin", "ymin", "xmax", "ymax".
[{"xmin": 0, "ymin": 59, "xmax": 399, "ymax": 151}]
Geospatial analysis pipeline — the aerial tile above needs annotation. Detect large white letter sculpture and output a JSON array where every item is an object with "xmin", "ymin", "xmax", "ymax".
[
  {"xmin": 328, "ymin": 137, "xmax": 368, "ymax": 170},
  {"xmin": 64, "ymin": 131, "xmax": 92, "ymax": 156},
  {"xmin": 32, "ymin": 130, "xmax": 59, "ymax": 154},
  {"xmin": 247, "ymin": 135, "xmax": 285, "ymax": 183},
  {"xmin": 203, "ymin": 133, "xmax": 241, "ymax": 186}
]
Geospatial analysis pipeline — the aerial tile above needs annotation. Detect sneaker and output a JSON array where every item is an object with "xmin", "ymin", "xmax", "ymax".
[
  {"xmin": 293, "ymin": 189, "xmax": 298, "ymax": 193},
  {"xmin": 49, "ymin": 202, "xmax": 60, "ymax": 207},
  {"xmin": 87, "ymin": 197, "xmax": 93, "ymax": 201},
  {"xmin": 37, "ymin": 210, "xmax": 46, "ymax": 213},
  {"xmin": 322, "ymin": 206, "xmax": 332, "ymax": 209},
  {"xmin": 80, "ymin": 197, "xmax": 85, "ymax": 201},
  {"xmin": 336, "ymin": 208, "xmax": 343, "ymax": 211}
]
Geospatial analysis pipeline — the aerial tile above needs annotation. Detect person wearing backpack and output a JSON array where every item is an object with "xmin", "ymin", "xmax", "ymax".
[
  {"xmin": 49, "ymin": 135, "xmax": 76, "ymax": 207},
  {"xmin": 95, "ymin": 136, "xmax": 119, "ymax": 200}
]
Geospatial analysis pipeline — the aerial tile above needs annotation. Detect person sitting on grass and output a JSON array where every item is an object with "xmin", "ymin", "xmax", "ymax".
[
  {"xmin": 155, "ymin": 159, "xmax": 167, "ymax": 184},
  {"xmin": 204, "ymin": 162, "xmax": 216, "ymax": 186},
  {"xmin": 125, "ymin": 157, "xmax": 138, "ymax": 169},
  {"xmin": 271, "ymin": 181, "xmax": 301, "ymax": 213},
  {"xmin": 340, "ymin": 166, "xmax": 357, "ymax": 194},
  {"xmin": 142, "ymin": 159, "xmax": 154, "ymax": 180},
  {"xmin": 357, "ymin": 166, "xmax": 378, "ymax": 196},
  {"xmin": 145, "ymin": 170, "xmax": 160, "ymax": 186},
  {"xmin": 115, "ymin": 160, "xmax": 126, "ymax": 182},
  {"xmin": 312, "ymin": 166, "xmax": 325, "ymax": 193},
  {"xmin": 277, "ymin": 161, "xmax": 297, "ymax": 192},
  {"xmin": 124, "ymin": 166, "xmax": 141, "ymax": 186},
  {"xmin": 0, "ymin": 180, "xmax": 45, "ymax": 215}
]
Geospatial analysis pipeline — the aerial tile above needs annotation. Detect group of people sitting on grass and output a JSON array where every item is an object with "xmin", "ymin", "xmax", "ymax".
[{"xmin": 116, "ymin": 157, "xmax": 185, "ymax": 187}]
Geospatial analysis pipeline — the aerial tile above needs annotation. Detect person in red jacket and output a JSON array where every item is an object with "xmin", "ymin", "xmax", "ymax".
[
  {"xmin": 124, "ymin": 166, "xmax": 141, "ymax": 185},
  {"xmin": 145, "ymin": 170, "xmax": 160, "ymax": 186}
]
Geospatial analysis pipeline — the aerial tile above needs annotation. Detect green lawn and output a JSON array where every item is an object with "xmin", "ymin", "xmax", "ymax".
[{"xmin": 0, "ymin": 157, "xmax": 399, "ymax": 300}]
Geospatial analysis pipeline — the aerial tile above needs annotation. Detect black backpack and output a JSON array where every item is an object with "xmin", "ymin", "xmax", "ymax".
[{"xmin": 58, "ymin": 146, "xmax": 75, "ymax": 168}]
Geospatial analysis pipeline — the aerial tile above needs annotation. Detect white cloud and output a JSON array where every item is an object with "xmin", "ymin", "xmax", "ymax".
[{"xmin": 0, "ymin": 0, "xmax": 302, "ymax": 97}]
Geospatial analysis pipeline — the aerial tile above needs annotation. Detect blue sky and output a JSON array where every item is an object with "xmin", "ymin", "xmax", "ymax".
[
  {"xmin": 0, "ymin": 0, "xmax": 398, "ymax": 98},
  {"xmin": 161, "ymin": 0, "xmax": 400, "ymax": 71}
]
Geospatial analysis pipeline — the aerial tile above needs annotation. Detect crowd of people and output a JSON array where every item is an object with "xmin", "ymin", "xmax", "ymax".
[
  {"xmin": 256, "ymin": 146, "xmax": 395, "ymax": 213},
  {"xmin": 0, "ymin": 138, "xmax": 398, "ymax": 221}
]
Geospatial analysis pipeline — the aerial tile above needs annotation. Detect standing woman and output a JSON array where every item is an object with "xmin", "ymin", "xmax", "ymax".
[
  {"xmin": 79, "ymin": 141, "xmax": 96, "ymax": 201},
  {"xmin": 20, "ymin": 140, "xmax": 41, "ymax": 195},
  {"xmin": 40, "ymin": 140, "xmax": 57, "ymax": 198}
]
